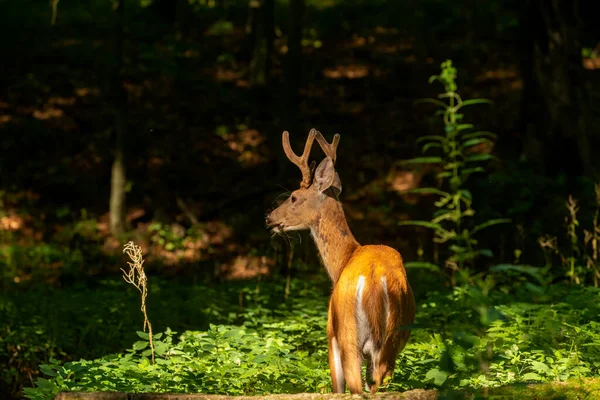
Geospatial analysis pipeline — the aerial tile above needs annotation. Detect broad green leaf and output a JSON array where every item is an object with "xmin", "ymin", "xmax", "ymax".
[
  {"xmin": 133, "ymin": 341, "xmax": 148, "ymax": 351},
  {"xmin": 436, "ymin": 171, "xmax": 453, "ymax": 179},
  {"xmin": 531, "ymin": 361, "xmax": 551, "ymax": 374},
  {"xmin": 521, "ymin": 372, "xmax": 542, "ymax": 381},
  {"xmin": 425, "ymin": 368, "xmax": 448, "ymax": 386},
  {"xmin": 471, "ymin": 218, "xmax": 511, "ymax": 234},
  {"xmin": 136, "ymin": 331, "xmax": 149, "ymax": 340},
  {"xmin": 39, "ymin": 365, "xmax": 57, "ymax": 377},
  {"xmin": 154, "ymin": 341, "xmax": 168, "ymax": 356}
]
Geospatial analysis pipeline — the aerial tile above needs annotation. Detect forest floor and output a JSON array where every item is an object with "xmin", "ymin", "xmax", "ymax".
[
  {"xmin": 3, "ymin": 2, "xmax": 600, "ymax": 400},
  {"xmin": 52, "ymin": 377, "xmax": 600, "ymax": 400}
]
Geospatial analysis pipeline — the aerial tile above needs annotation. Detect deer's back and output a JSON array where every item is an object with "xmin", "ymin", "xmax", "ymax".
[{"xmin": 330, "ymin": 245, "xmax": 415, "ymax": 342}]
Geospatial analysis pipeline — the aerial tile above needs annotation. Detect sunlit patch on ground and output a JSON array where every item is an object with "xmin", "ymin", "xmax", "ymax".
[
  {"xmin": 323, "ymin": 64, "xmax": 369, "ymax": 79},
  {"xmin": 221, "ymin": 128, "xmax": 267, "ymax": 166},
  {"xmin": 32, "ymin": 107, "xmax": 64, "ymax": 120},
  {"xmin": 474, "ymin": 68, "xmax": 522, "ymax": 96},
  {"xmin": 214, "ymin": 66, "xmax": 245, "ymax": 82},
  {"xmin": 584, "ymin": 57, "xmax": 600, "ymax": 70},
  {"xmin": 48, "ymin": 96, "xmax": 76, "ymax": 106},
  {"xmin": 216, "ymin": 254, "xmax": 274, "ymax": 279},
  {"xmin": 75, "ymin": 87, "xmax": 100, "ymax": 97},
  {"xmin": 0, "ymin": 214, "xmax": 24, "ymax": 232}
]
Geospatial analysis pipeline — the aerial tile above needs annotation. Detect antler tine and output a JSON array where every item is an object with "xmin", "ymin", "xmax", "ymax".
[
  {"xmin": 282, "ymin": 129, "xmax": 317, "ymax": 188},
  {"xmin": 315, "ymin": 130, "xmax": 340, "ymax": 163}
]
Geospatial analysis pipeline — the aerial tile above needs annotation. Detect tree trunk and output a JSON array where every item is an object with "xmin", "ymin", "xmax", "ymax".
[
  {"xmin": 519, "ymin": 0, "xmax": 594, "ymax": 179},
  {"xmin": 109, "ymin": 0, "xmax": 127, "ymax": 236}
]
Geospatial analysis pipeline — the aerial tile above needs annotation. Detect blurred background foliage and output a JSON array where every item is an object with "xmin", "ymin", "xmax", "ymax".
[{"xmin": 1, "ymin": 0, "xmax": 600, "ymax": 398}]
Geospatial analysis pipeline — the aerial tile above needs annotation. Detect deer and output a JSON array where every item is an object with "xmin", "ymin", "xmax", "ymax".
[{"xmin": 266, "ymin": 128, "xmax": 416, "ymax": 394}]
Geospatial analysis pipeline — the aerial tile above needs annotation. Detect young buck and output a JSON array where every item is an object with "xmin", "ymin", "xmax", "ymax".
[{"xmin": 267, "ymin": 129, "xmax": 416, "ymax": 394}]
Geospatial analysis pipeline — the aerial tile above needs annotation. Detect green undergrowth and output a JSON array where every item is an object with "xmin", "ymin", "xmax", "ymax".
[
  {"xmin": 481, "ymin": 377, "xmax": 600, "ymax": 399},
  {"xmin": 11, "ymin": 276, "xmax": 600, "ymax": 399}
]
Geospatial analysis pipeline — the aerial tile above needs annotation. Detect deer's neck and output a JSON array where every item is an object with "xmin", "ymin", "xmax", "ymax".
[{"xmin": 310, "ymin": 196, "xmax": 359, "ymax": 283}]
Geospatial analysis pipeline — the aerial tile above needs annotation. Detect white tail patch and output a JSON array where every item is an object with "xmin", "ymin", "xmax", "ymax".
[
  {"xmin": 381, "ymin": 276, "xmax": 390, "ymax": 327},
  {"xmin": 356, "ymin": 275, "xmax": 375, "ymax": 357},
  {"xmin": 331, "ymin": 336, "xmax": 345, "ymax": 393}
]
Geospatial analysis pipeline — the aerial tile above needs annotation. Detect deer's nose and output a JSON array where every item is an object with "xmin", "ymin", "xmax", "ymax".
[{"xmin": 265, "ymin": 214, "xmax": 275, "ymax": 227}]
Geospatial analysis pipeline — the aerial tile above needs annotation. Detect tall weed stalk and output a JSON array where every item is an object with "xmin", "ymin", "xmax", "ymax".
[{"xmin": 399, "ymin": 60, "xmax": 509, "ymax": 282}]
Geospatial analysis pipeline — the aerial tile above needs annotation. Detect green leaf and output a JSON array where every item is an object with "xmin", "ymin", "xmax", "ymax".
[
  {"xmin": 398, "ymin": 220, "xmax": 443, "ymax": 230},
  {"xmin": 416, "ymin": 135, "xmax": 447, "ymax": 144},
  {"xmin": 456, "ymin": 99, "xmax": 494, "ymax": 110},
  {"xmin": 459, "ymin": 98, "xmax": 493, "ymax": 107},
  {"xmin": 154, "ymin": 341, "xmax": 168, "ymax": 356},
  {"xmin": 425, "ymin": 368, "xmax": 448, "ymax": 386},
  {"xmin": 531, "ymin": 361, "xmax": 551, "ymax": 375},
  {"xmin": 133, "ymin": 341, "xmax": 149, "ymax": 351},
  {"xmin": 471, "ymin": 218, "xmax": 511, "ymax": 234},
  {"xmin": 521, "ymin": 372, "xmax": 542, "ymax": 381},
  {"xmin": 461, "ymin": 138, "xmax": 494, "ymax": 149},
  {"xmin": 462, "ymin": 131, "xmax": 497, "ymax": 140},
  {"xmin": 436, "ymin": 171, "xmax": 453, "ymax": 179},
  {"xmin": 39, "ymin": 365, "xmax": 57, "ymax": 377},
  {"xmin": 454, "ymin": 123, "xmax": 474, "ymax": 131},
  {"xmin": 414, "ymin": 98, "xmax": 448, "ymax": 109},
  {"xmin": 464, "ymin": 153, "xmax": 495, "ymax": 162},
  {"xmin": 477, "ymin": 249, "xmax": 493, "ymax": 257},
  {"xmin": 460, "ymin": 167, "xmax": 485, "ymax": 176},
  {"xmin": 404, "ymin": 262, "xmax": 441, "ymax": 272},
  {"xmin": 136, "ymin": 331, "xmax": 149, "ymax": 340},
  {"xmin": 458, "ymin": 189, "xmax": 472, "ymax": 200},
  {"xmin": 398, "ymin": 157, "xmax": 443, "ymax": 165},
  {"xmin": 422, "ymin": 142, "xmax": 442, "ymax": 153}
]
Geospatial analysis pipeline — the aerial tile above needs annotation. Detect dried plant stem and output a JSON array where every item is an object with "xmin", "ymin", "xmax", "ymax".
[{"xmin": 122, "ymin": 241, "xmax": 155, "ymax": 364}]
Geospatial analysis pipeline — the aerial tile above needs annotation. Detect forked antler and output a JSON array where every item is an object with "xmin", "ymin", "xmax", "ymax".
[
  {"xmin": 282, "ymin": 129, "xmax": 316, "ymax": 188},
  {"xmin": 315, "ymin": 131, "xmax": 340, "ymax": 164}
]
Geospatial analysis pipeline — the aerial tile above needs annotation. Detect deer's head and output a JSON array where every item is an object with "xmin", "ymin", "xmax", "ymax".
[{"xmin": 267, "ymin": 129, "xmax": 342, "ymax": 234}]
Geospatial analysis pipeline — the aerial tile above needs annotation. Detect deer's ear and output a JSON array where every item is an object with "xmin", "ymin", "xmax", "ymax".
[
  {"xmin": 332, "ymin": 172, "xmax": 342, "ymax": 195},
  {"xmin": 314, "ymin": 157, "xmax": 341, "ymax": 194}
]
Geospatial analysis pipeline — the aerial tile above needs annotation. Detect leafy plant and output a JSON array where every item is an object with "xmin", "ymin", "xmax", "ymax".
[
  {"xmin": 20, "ymin": 279, "xmax": 600, "ymax": 398},
  {"xmin": 398, "ymin": 60, "xmax": 509, "ymax": 279},
  {"xmin": 539, "ymin": 184, "xmax": 600, "ymax": 287}
]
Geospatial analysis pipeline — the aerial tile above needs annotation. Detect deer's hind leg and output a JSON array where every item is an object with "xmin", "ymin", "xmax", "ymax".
[{"xmin": 369, "ymin": 346, "xmax": 398, "ymax": 393}]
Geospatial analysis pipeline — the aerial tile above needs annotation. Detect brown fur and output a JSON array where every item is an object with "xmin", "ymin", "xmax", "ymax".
[{"xmin": 267, "ymin": 131, "xmax": 416, "ymax": 394}]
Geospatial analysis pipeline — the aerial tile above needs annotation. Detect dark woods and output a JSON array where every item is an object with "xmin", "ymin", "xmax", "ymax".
[{"xmin": 1, "ymin": 0, "xmax": 600, "ymax": 399}]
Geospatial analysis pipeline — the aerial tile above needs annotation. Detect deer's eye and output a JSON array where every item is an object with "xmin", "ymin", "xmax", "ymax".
[{"xmin": 291, "ymin": 195, "xmax": 297, "ymax": 203}]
